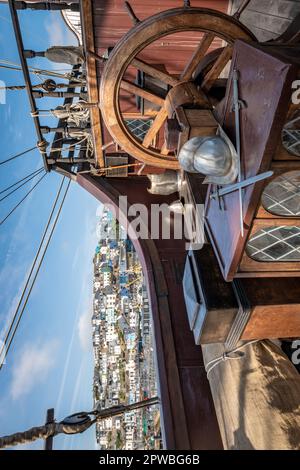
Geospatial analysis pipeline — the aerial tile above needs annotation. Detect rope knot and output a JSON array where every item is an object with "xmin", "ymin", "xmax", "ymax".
[
  {"xmin": 222, "ymin": 352, "xmax": 228, "ymax": 361},
  {"xmin": 205, "ymin": 340, "xmax": 258, "ymax": 378}
]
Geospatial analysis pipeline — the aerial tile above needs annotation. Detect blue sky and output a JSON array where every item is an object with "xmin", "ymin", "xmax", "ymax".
[{"xmin": 0, "ymin": 6, "xmax": 101, "ymax": 449}]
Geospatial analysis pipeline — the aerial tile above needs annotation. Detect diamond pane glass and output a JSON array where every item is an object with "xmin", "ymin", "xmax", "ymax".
[
  {"xmin": 282, "ymin": 110, "xmax": 300, "ymax": 157},
  {"xmin": 261, "ymin": 171, "xmax": 300, "ymax": 216},
  {"xmin": 125, "ymin": 119, "xmax": 153, "ymax": 142},
  {"xmin": 246, "ymin": 226, "xmax": 300, "ymax": 262}
]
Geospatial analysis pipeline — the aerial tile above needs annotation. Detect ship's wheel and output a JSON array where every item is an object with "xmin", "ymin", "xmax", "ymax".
[{"xmin": 100, "ymin": 6, "xmax": 256, "ymax": 169}]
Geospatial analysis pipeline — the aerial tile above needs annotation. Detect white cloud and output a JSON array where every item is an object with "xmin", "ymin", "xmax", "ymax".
[
  {"xmin": 10, "ymin": 340, "xmax": 59, "ymax": 400},
  {"xmin": 77, "ymin": 309, "xmax": 92, "ymax": 352},
  {"xmin": 45, "ymin": 13, "xmax": 66, "ymax": 46},
  {"xmin": 0, "ymin": 184, "xmax": 43, "ymax": 337},
  {"xmin": 45, "ymin": 12, "xmax": 77, "ymax": 48},
  {"xmin": 76, "ymin": 210, "xmax": 97, "ymax": 353},
  {"xmin": 55, "ymin": 203, "xmax": 97, "ymax": 415}
]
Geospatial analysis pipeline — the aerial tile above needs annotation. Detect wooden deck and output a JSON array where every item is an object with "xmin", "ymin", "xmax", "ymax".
[{"xmin": 229, "ymin": 0, "xmax": 300, "ymax": 40}]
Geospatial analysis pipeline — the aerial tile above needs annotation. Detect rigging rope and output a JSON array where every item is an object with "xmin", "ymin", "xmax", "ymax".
[
  {"xmin": 0, "ymin": 176, "xmax": 66, "ymax": 362},
  {"xmin": 0, "ymin": 146, "xmax": 37, "ymax": 167},
  {"xmin": 0, "ymin": 178, "xmax": 71, "ymax": 369},
  {"xmin": 0, "ymin": 82, "xmax": 82, "ymax": 91},
  {"xmin": 0, "ymin": 59, "xmax": 84, "ymax": 82},
  {"xmin": 44, "ymin": 135, "xmax": 91, "ymax": 154},
  {"xmin": 0, "ymin": 168, "xmax": 44, "ymax": 202},
  {"xmin": 0, "ymin": 172, "xmax": 46, "ymax": 227},
  {"xmin": 0, "ymin": 167, "xmax": 43, "ymax": 195},
  {"xmin": 0, "ymin": 397, "xmax": 159, "ymax": 448}
]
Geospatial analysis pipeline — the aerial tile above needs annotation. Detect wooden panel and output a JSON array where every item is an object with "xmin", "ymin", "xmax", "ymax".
[
  {"xmin": 241, "ymin": 276, "xmax": 300, "ymax": 305},
  {"xmin": 237, "ymin": 270, "xmax": 300, "ymax": 278},
  {"xmin": 205, "ymin": 41, "xmax": 298, "ymax": 281},
  {"xmin": 179, "ymin": 367, "xmax": 221, "ymax": 449},
  {"xmin": 186, "ymin": 109, "xmax": 219, "ymax": 138},
  {"xmin": 238, "ymin": 276, "xmax": 300, "ymax": 340},
  {"xmin": 175, "ymin": 108, "xmax": 219, "ymax": 153},
  {"xmin": 242, "ymin": 304, "xmax": 300, "ymax": 340},
  {"xmin": 185, "ymin": 109, "xmax": 216, "ymax": 127},
  {"xmin": 186, "ymin": 247, "xmax": 239, "ymax": 345},
  {"xmin": 81, "ymin": 0, "xmax": 104, "ymax": 167}
]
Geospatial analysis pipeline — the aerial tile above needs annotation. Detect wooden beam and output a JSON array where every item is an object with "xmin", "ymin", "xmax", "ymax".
[
  {"xmin": 131, "ymin": 58, "xmax": 179, "ymax": 87},
  {"xmin": 143, "ymin": 107, "xmax": 168, "ymax": 148},
  {"xmin": 202, "ymin": 45, "xmax": 233, "ymax": 93},
  {"xmin": 180, "ymin": 33, "xmax": 215, "ymax": 81},
  {"xmin": 81, "ymin": 0, "xmax": 104, "ymax": 168},
  {"xmin": 120, "ymin": 80, "xmax": 165, "ymax": 107},
  {"xmin": 122, "ymin": 112, "xmax": 158, "ymax": 119},
  {"xmin": 161, "ymin": 142, "xmax": 170, "ymax": 155}
]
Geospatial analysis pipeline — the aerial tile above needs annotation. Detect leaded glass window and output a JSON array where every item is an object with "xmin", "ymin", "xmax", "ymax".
[
  {"xmin": 261, "ymin": 171, "xmax": 300, "ymax": 216},
  {"xmin": 125, "ymin": 118, "xmax": 153, "ymax": 142},
  {"xmin": 246, "ymin": 226, "xmax": 300, "ymax": 262},
  {"xmin": 282, "ymin": 110, "xmax": 300, "ymax": 157}
]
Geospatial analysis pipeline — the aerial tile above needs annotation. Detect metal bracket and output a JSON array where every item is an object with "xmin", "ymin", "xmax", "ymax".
[{"xmin": 210, "ymin": 171, "xmax": 274, "ymax": 201}]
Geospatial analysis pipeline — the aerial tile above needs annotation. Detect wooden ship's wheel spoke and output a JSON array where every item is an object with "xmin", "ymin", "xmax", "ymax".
[
  {"xmin": 143, "ymin": 107, "xmax": 168, "ymax": 149},
  {"xmin": 160, "ymin": 143, "xmax": 171, "ymax": 156},
  {"xmin": 180, "ymin": 32, "xmax": 215, "ymax": 82},
  {"xmin": 131, "ymin": 58, "xmax": 179, "ymax": 87},
  {"xmin": 201, "ymin": 45, "xmax": 233, "ymax": 92},
  {"xmin": 100, "ymin": 7, "xmax": 256, "ymax": 169},
  {"xmin": 120, "ymin": 80, "xmax": 165, "ymax": 107}
]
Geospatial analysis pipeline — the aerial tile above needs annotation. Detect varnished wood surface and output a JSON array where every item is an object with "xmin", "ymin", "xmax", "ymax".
[
  {"xmin": 205, "ymin": 41, "xmax": 298, "ymax": 280},
  {"xmin": 202, "ymin": 45, "xmax": 232, "ymax": 92},
  {"xmin": 242, "ymin": 304, "xmax": 300, "ymax": 339},
  {"xmin": 181, "ymin": 32, "xmax": 215, "ymax": 81},
  {"xmin": 238, "ymin": 277, "xmax": 300, "ymax": 340},
  {"xmin": 81, "ymin": 0, "xmax": 104, "ymax": 168}
]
